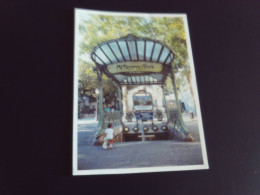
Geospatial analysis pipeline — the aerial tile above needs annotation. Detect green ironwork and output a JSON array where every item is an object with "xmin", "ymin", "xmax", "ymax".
[
  {"xmin": 117, "ymin": 85, "xmax": 122, "ymax": 114},
  {"xmin": 166, "ymin": 108, "xmax": 178, "ymax": 127},
  {"xmin": 96, "ymin": 69, "xmax": 104, "ymax": 137},
  {"xmin": 91, "ymin": 34, "xmax": 193, "ymax": 139},
  {"xmin": 162, "ymin": 84, "xmax": 169, "ymax": 121},
  {"xmin": 91, "ymin": 34, "xmax": 174, "ymax": 86},
  {"xmin": 117, "ymin": 85, "xmax": 124, "ymax": 127},
  {"xmin": 103, "ymin": 110, "xmax": 121, "ymax": 128},
  {"xmin": 170, "ymin": 68, "xmax": 189, "ymax": 135}
]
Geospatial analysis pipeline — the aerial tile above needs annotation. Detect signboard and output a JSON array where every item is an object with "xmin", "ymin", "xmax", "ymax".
[
  {"xmin": 135, "ymin": 112, "xmax": 153, "ymax": 120},
  {"xmin": 107, "ymin": 61, "xmax": 163, "ymax": 74},
  {"xmin": 134, "ymin": 105, "xmax": 153, "ymax": 111}
]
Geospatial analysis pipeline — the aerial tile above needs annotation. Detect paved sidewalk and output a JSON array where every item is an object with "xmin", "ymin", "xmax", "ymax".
[
  {"xmin": 77, "ymin": 114, "xmax": 204, "ymax": 170},
  {"xmin": 77, "ymin": 118, "xmax": 98, "ymax": 124},
  {"xmin": 78, "ymin": 140, "xmax": 203, "ymax": 170}
]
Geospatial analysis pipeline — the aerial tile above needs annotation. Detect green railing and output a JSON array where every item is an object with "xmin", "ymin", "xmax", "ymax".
[
  {"xmin": 166, "ymin": 108, "xmax": 180, "ymax": 129},
  {"xmin": 103, "ymin": 110, "xmax": 122, "ymax": 128}
]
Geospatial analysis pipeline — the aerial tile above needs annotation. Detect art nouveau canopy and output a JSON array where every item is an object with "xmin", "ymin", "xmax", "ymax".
[{"xmin": 91, "ymin": 34, "xmax": 175, "ymax": 85}]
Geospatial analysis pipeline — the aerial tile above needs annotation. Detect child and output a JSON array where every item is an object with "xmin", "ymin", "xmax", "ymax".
[{"xmin": 102, "ymin": 123, "xmax": 114, "ymax": 150}]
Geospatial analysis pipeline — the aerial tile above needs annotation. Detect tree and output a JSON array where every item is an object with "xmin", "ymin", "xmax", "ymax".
[
  {"xmin": 78, "ymin": 59, "xmax": 118, "ymax": 104},
  {"xmin": 78, "ymin": 14, "xmax": 195, "ymax": 105},
  {"xmin": 150, "ymin": 17, "xmax": 196, "ymax": 106},
  {"xmin": 78, "ymin": 60, "xmax": 98, "ymax": 98}
]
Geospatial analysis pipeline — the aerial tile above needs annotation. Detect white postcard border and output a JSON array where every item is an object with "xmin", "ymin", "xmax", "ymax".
[{"xmin": 73, "ymin": 8, "xmax": 209, "ymax": 175}]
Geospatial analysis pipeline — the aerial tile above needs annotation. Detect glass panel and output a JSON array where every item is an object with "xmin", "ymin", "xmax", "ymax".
[
  {"xmin": 170, "ymin": 53, "xmax": 174, "ymax": 61},
  {"xmin": 127, "ymin": 77, "xmax": 131, "ymax": 83},
  {"xmin": 150, "ymin": 74, "xmax": 156, "ymax": 80},
  {"xmin": 115, "ymin": 74, "xmax": 126, "ymax": 81},
  {"xmin": 109, "ymin": 42, "xmax": 124, "ymax": 62},
  {"xmin": 165, "ymin": 53, "xmax": 174, "ymax": 64},
  {"xmin": 101, "ymin": 44, "xmax": 117, "ymax": 63},
  {"xmin": 152, "ymin": 43, "xmax": 162, "ymax": 61},
  {"xmin": 140, "ymin": 76, "xmax": 144, "ymax": 83},
  {"xmin": 118, "ymin": 41, "xmax": 130, "ymax": 60},
  {"xmin": 136, "ymin": 76, "xmax": 140, "ymax": 83},
  {"xmin": 132, "ymin": 76, "xmax": 136, "ymax": 83},
  {"xmin": 157, "ymin": 75, "xmax": 162, "ymax": 80},
  {"xmin": 145, "ymin": 75, "xmax": 149, "ymax": 82},
  {"xmin": 127, "ymin": 41, "xmax": 137, "ymax": 60},
  {"xmin": 166, "ymin": 57, "xmax": 171, "ymax": 64},
  {"xmin": 137, "ymin": 41, "xmax": 144, "ymax": 60},
  {"xmin": 93, "ymin": 55, "xmax": 104, "ymax": 65},
  {"xmin": 149, "ymin": 76, "xmax": 153, "ymax": 82},
  {"xmin": 145, "ymin": 41, "xmax": 154, "ymax": 61},
  {"xmin": 95, "ymin": 48, "xmax": 110, "ymax": 64},
  {"xmin": 96, "ymin": 58, "xmax": 104, "ymax": 65},
  {"xmin": 159, "ymin": 47, "xmax": 170, "ymax": 63}
]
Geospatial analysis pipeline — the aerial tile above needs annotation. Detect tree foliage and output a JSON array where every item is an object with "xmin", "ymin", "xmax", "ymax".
[
  {"xmin": 78, "ymin": 60, "xmax": 118, "ymax": 102},
  {"xmin": 78, "ymin": 60, "xmax": 97, "ymax": 97},
  {"xmin": 78, "ymin": 14, "xmax": 193, "ymax": 102}
]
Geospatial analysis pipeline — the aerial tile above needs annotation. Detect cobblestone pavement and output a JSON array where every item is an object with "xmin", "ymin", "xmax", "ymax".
[{"xmin": 77, "ymin": 118, "xmax": 204, "ymax": 170}]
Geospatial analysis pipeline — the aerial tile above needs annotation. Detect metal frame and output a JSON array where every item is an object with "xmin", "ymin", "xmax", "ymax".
[
  {"xmin": 91, "ymin": 34, "xmax": 191, "ymax": 137},
  {"xmin": 91, "ymin": 34, "xmax": 175, "ymax": 86}
]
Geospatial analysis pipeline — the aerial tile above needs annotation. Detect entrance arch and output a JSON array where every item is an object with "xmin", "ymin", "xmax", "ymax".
[{"xmin": 91, "ymin": 34, "xmax": 193, "ymax": 141}]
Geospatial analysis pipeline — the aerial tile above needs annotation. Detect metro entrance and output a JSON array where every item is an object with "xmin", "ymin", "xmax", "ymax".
[{"xmin": 91, "ymin": 34, "xmax": 194, "ymax": 143}]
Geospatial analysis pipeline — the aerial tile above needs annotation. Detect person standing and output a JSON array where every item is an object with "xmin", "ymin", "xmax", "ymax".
[
  {"xmin": 102, "ymin": 123, "xmax": 114, "ymax": 150},
  {"xmin": 106, "ymin": 106, "xmax": 111, "ymax": 112}
]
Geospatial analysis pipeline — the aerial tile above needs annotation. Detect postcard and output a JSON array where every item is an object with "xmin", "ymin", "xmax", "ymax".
[{"xmin": 73, "ymin": 8, "xmax": 208, "ymax": 175}]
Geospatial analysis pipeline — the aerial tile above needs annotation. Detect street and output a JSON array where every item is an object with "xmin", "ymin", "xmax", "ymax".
[{"xmin": 77, "ymin": 116, "xmax": 203, "ymax": 170}]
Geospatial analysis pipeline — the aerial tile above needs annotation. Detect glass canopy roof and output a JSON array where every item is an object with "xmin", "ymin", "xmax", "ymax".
[{"xmin": 91, "ymin": 34, "xmax": 175, "ymax": 85}]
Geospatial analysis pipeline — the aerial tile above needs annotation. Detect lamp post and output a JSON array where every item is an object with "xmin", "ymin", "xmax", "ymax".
[{"xmin": 95, "ymin": 89, "xmax": 99, "ymax": 121}]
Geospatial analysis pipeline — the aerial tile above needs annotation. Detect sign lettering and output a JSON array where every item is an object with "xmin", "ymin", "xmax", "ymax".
[{"xmin": 107, "ymin": 62, "xmax": 163, "ymax": 74}]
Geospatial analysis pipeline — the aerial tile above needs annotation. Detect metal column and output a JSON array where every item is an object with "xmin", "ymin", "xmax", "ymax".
[
  {"xmin": 96, "ymin": 69, "xmax": 104, "ymax": 137},
  {"xmin": 162, "ymin": 84, "xmax": 169, "ymax": 122},
  {"xmin": 117, "ymin": 85, "xmax": 124, "ymax": 127},
  {"xmin": 170, "ymin": 67, "xmax": 189, "ymax": 135}
]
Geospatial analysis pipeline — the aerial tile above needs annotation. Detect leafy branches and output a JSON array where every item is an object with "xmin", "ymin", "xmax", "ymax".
[{"xmin": 78, "ymin": 14, "xmax": 194, "ymax": 102}]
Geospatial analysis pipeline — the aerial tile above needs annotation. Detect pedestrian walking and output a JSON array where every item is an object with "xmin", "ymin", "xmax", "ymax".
[{"xmin": 102, "ymin": 123, "xmax": 114, "ymax": 150}]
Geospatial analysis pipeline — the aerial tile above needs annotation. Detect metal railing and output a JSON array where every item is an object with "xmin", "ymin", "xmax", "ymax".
[
  {"xmin": 103, "ymin": 110, "xmax": 122, "ymax": 128},
  {"xmin": 166, "ymin": 108, "xmax": 180, "ymax": 128}
]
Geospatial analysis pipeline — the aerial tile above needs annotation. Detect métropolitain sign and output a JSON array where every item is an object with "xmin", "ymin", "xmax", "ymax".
[{"xmin": 107, "ymin": 62, "xmax": 163, "ymax": 74}]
